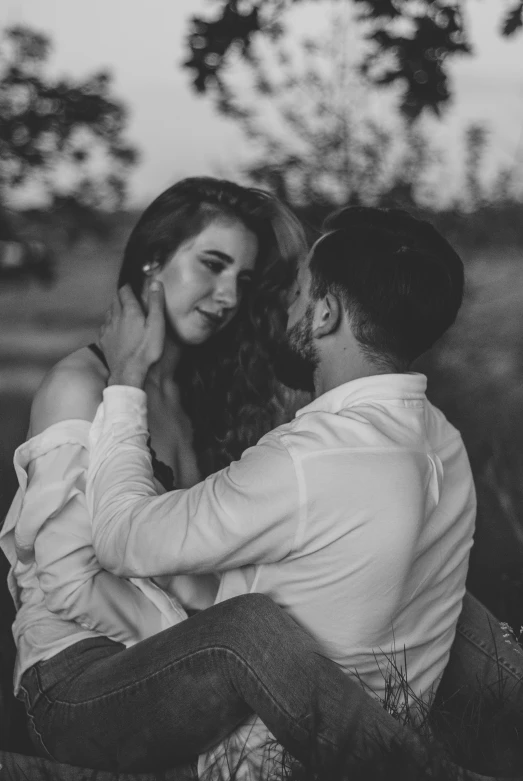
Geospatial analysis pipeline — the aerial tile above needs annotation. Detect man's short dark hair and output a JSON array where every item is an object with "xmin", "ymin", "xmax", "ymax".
[{"xmin": 308, "ymin": 206, "xmax": 464, "ymax": 370}]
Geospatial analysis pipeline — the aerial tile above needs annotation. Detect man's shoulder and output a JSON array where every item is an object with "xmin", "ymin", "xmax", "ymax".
[
  {"xmin": 424, "ymin": 400, "xmax": 465, "ymax": 450},
  {"xmin": 258, "ymin": 409, "xmax": 359, "ymax": 457},
  {"xmin": 270, "ymin": 397, "xmax": 467, "ymax": 461}
]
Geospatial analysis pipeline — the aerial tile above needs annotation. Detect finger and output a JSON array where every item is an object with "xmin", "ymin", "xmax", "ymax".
[
  {"xmin": 146, "ymin": 281, "xmax": 165, "ymax": 335},
  {"xmin": 107, "ymin": 292, "xmax": 121, "ymax": 316},
  {"xmin": 147, "ymin": 280, "xmax": 164, "ymax": 317},
  {"xmin": 117, "ymin": 285, "xmax": 128, "ymax": 307},
  {"xmin": 107, "ymin": 298, "xmax": 118, "ymax": 322},
  {"xmin": 148, "ymin": 279, "xmax": 164, "ymax": 304},
  {"xmin": 102, "ymin": 300, "xmax": 115, "ymax": 327},
  {"xmin": 118, "ymin": 284, "xmax": 141, "ymax": 310}
]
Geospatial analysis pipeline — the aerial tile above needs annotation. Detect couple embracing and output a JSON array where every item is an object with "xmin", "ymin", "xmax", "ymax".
[{"xmin": 1, "ymin": 177, "xmax": 522, "ymax": 780}]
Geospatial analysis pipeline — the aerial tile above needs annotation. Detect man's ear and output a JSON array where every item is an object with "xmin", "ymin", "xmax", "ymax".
[{"xmin": 312, "ymin": 292, "xmax": 342, "ymax": 338}]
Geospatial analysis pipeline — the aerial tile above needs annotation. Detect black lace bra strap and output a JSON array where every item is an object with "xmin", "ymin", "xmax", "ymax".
[
  {"xmin": 87, "ymin": 343, "xmax": 110, "ymax": 372},
  {"xmin": 147, "ymin": 436, "xmax": 176, "ymax": 492}
]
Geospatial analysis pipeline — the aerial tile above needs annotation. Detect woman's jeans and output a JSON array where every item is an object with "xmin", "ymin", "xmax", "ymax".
[
  {"xmin": 432, "ymin": 590, "xmax": 523, "ymax": 775},
  {"xmin": 17, "ymin": 592, "xmax": 523, "ymax": 777}
]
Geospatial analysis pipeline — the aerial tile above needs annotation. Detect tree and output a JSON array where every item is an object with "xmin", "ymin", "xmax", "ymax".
[
  {"xmin": 0, "ymin": 25, "xmax": 138, "ymax": 210},
  {"xmin": 204, "ymin": 6, "xmax": 439, "ymax": 217},
  {"xmin": 463, "ymin": 123, "xmax": 488, "ymax": 210},
  {"xmin": 184, "ymin": 0, "xmax": 523, "ymax": 120}
]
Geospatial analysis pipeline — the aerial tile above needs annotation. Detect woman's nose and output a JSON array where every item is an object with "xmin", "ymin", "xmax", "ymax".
[{"xmin": 214, "ymin": 276, "xmax": 238, "ymax": 309}]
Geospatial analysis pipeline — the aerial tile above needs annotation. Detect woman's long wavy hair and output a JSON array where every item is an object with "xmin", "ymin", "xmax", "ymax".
[{"xmin": 118, "ymin": 177, "xmax": 307, "ymax": 475}]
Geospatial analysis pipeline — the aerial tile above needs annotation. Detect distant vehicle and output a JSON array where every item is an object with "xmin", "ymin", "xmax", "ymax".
[{"xmin": 0, "ymin": 207, "xmax": 54, "ymax": 284}]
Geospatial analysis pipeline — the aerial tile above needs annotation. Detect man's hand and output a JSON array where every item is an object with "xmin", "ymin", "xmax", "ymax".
[{"xmin": 99, "ymin": 282, "xmax": 166, "ymax": 388}]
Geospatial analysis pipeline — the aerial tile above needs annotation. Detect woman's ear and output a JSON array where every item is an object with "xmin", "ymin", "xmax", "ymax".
[
  {"xmin": 142, "ymin": 260, "xmax": 161, "ymax": 277},
  {"xmin": 141, "ymin": 263, "xmax": 161, "ymax": 313},
  {"xmin": 312, "ymin": 293, "xmax": 342, "ymax": 339}
]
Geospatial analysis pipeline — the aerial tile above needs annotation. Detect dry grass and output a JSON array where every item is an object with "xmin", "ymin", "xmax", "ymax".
[{"xmin": 198, "ymin": 644, "xmax": 523, "ymax": 780}]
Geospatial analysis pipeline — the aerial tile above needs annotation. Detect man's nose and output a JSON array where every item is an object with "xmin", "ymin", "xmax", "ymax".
[{"xmin": 285, "ymin": 284, "xmax": 297, "ymax": 310}]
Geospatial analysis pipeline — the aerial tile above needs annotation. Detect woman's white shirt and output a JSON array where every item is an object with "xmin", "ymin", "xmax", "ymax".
[{"xmin": 0, "ymin": 418, "xmax": 187, "ymax": 693}]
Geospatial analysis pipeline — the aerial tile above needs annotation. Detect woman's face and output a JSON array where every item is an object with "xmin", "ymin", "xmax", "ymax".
[{"xmin": 152, "ymin": 218, "xmax": 258, "ymax": 345}]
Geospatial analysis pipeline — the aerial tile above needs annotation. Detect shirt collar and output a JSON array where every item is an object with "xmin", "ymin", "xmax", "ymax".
[{"xmin": 295, "ymin": 373, "xmax": 428, "ymax": 417}]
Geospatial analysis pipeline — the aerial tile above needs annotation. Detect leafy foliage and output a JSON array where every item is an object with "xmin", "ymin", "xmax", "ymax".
[
  {"xmin": 357, "ymin": 2, "xmax": 470, "ymax": 119},
  {"xmin": 0, "ymin": 25, "xmax": 138, "ymax": 209},
  {"xmin": 184, "ymin": 0, "xmax": 522, "ymax": 119},
  {"xmin": 502, "ymin": 0, "xmax": 523, "ymax": 36},
  {"xmin": 204, "ymin": 9, "xmax": 441, "ymax": 215}
]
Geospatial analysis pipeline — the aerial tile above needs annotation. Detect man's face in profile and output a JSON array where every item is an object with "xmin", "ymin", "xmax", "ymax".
[{"xmin": 274, "ymin": 248, "xmax": 319, "ymax": 392}]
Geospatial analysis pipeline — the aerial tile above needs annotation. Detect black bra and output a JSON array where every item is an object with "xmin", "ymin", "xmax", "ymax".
[{"xmin": 87, "ymin": 343, "xmax": 176, "ymax": 492}]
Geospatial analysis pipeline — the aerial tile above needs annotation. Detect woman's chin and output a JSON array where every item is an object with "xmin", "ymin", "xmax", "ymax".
[
  {"xmin": 171, "ymin": 328, "xmax": 215, "ymax": 347},
  {"xmin": 166, "ymin": 315, "xmax": 224, "ymax": 347},
  {"xmin": 165, "ymin": 319, "xmax": 211, "ymax": 347},
  {"xmin": 186, "ymin": 334, "xmax": 213, "ymax": 346}
]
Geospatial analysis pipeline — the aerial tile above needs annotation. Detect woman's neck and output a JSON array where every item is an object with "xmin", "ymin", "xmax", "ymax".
[{"xmin": 145, "ymin": 336, "xmax": 183, "ymax": 400}]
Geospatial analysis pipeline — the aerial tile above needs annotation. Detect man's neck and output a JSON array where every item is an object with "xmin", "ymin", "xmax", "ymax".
[{"xmin": 313, "ymin": 353, "xmax": 396, "ymax": 398}]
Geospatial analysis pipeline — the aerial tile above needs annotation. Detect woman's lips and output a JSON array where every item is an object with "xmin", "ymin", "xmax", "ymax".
[{"xmin": 196, "ymin": 309, "xmax": 223, "ymax": 328}]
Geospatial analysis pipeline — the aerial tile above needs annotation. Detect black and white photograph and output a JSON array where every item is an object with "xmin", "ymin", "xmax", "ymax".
[{"xmin": 1, "ymin": 2, "xmax": 523, "ymax": 779}]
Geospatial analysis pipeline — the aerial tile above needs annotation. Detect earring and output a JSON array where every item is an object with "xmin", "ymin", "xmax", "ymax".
[{"xmin": 142, "ymin": 262, "xmax": 154, "ymax": 274}]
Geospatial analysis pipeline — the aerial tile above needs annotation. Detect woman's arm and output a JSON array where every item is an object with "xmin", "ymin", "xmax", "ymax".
[{"xmin": 27, "ymin": 357, "xmax": 185, "ymax": 642}]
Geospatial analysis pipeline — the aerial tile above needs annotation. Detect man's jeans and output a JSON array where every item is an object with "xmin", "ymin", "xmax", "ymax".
[{"xmin": 15, "ymin": 592, "xmax": 523, "ymax": 778}]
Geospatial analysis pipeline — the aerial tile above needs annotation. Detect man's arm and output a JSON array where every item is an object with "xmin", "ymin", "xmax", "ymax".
[{"xmin": 87, "ymin": 386, "xmax": 300, "ymax": 578}]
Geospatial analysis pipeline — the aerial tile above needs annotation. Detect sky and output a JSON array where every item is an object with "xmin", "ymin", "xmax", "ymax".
[{"xmin": 2, "ymin": 0, "xmax": 523, "ymax": 206}]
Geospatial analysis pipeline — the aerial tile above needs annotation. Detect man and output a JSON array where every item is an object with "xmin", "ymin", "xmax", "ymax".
[{"xmin": 84, "ymin": 206, "xmax": 477, "ymax": 773}]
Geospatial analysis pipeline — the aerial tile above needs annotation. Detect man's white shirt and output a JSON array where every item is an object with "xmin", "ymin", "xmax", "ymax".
[{"xmin": 87, "ymin": 372, "xmax": 476, "ymax": 706}]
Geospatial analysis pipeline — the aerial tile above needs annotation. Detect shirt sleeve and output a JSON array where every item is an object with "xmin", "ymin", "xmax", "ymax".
[
  {"xmin": 87, "ymin": 386, "xmax": 300, "ymax": 579},
  {"xmin": 16, "ymin": 423, "xmax": 183, "ymax": 643},
  {"xmin": 154, "ymin": 573, "xmax": 219, "ymax": 612}
]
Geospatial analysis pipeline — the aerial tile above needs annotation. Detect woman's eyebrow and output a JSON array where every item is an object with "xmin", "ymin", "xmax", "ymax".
[
  {"xmin": 203, "ymin": 249, "xmax": 254, "ymax": 276},
  {"xmin": 203, "ymin": 249, "xmax": 233, "ymax": 263}
]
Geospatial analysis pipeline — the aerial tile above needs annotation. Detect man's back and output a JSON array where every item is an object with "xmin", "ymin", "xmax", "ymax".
[{"xmin": 216, "ymin": 373, "xmax": 476, "ymax": 705}]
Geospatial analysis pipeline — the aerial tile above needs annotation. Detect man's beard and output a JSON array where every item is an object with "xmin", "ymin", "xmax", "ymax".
[{"xmin": 274, "ymin": 304, "xmax": 319, "ymax": 392}]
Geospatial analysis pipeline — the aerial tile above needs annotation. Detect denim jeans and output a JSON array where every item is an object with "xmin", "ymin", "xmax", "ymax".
[
  {"xmin": 431, "ymin": 590, "xmax": 523, "ymax": 776},
  {"xmin": 18, "ymin": 594, "xmax": 431, "ymax": 775},
  {"xmin": 18, "ymin": 592, "xmax": 523, "ymax": 778},
  {"xmin": 440, "ymin": 587, "xmax": 523, "ymax": 707}
]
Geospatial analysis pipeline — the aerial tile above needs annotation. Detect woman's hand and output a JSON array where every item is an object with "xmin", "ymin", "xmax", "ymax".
[{"xmin": 99, "ymin": 282, "xmax": 166, "ymax": 389}]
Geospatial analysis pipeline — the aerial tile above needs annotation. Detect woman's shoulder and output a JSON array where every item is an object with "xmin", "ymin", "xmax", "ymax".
[{"xmin": 29, "ymin": 346, "xmax": 107, "ymax": 437}]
